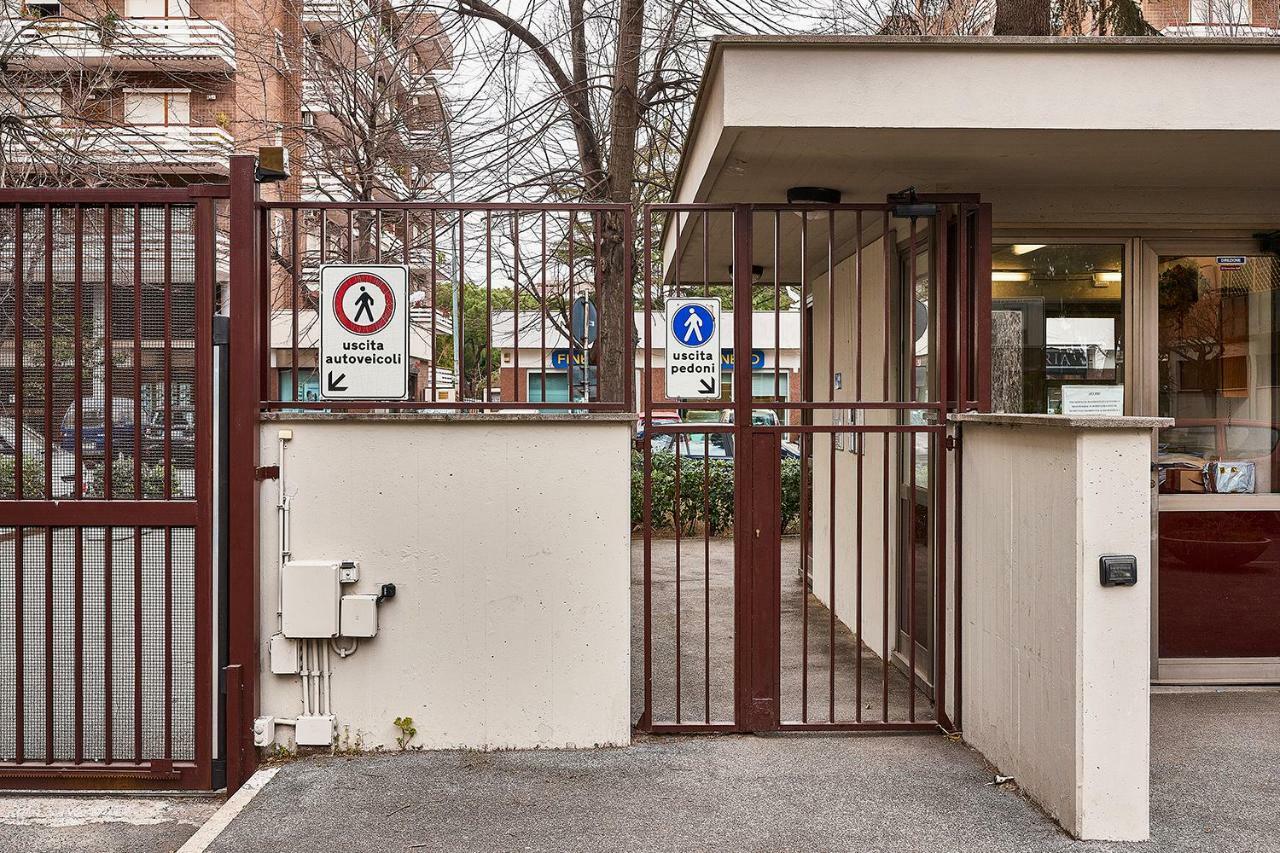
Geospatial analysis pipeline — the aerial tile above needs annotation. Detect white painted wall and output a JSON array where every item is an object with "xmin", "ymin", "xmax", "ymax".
[
  {"xmin": 958, "ymin": 414, "xmax": 1158, "ymax": 841},
  {"xmin": 809, "ymin": 234, "xmax": 898, "ymax": 662},
  {"xmin": 257, "ymin": 415, "xmax": 633, "ymax": 751}
]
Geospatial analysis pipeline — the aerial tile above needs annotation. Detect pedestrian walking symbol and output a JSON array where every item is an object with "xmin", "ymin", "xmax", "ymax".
[
  {"xmin": 673, "ymin": 303, "xmax": 714, "ymax": 346},
  {"xmin": 333, "ymin": 273, "xmax": 396, "ymax": 336},
  {"xmin": 664, "ymin": 297, "xmax": 721, "ymax": 399},
  {"xmin": 319, "ymin": 264, "xmax": 410, "ymax": 400}
]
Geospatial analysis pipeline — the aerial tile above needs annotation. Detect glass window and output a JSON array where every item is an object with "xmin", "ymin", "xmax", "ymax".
[
  {"xmin": 1156, "ymin": 254, "xmax": 1280, "ymax": 495},
  {"xmin": 279, "ymin": 368, "xmax": 320, "ymax": 403},
  {"xmin": 527, "ymin": 371, "xmax": 569, "ymax": 403},
  {"xmin": 990, "ymin": 243, "xmax": 1125, "ymax": 415}
]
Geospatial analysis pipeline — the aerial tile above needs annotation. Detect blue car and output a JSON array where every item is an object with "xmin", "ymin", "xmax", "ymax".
[{"xmin": 59, "ymin": 397, "xmax": 146, "ymax": 457}]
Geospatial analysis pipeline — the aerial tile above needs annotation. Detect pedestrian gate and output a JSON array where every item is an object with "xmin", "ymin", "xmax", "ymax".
[
  {"xmin": 637, "ymin": 201, "xmax": 989, "ymax": 733},
  {"xmin": 0, "ymin": 188, "xmax": 218, "ymax": 789}
]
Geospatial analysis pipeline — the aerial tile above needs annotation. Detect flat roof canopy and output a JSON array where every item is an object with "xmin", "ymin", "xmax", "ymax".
[{"xmin": 666, "ymin": 37, "xmax": 1280, "ymax": 280}]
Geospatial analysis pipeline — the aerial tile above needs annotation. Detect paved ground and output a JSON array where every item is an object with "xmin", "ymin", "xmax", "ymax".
[
  {"xmin": 0, "ymin": 794, "xmax": 218, "ymax": 853},
  {"xmin": 635, "ymin": 536, "xmax": 932, "ymax": 726},
  {"xmin": 195, "ymin": 689, "xmax": 1278, "ymax": 853}
]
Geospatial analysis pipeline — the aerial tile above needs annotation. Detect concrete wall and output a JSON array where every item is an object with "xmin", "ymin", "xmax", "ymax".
[
  {"xmin": 958, "ymin": 414, "xmax": 1160, "ymax": 841},
  {"xmin": 809, "ymin": 233, "xmax": 898, "ymax": 662},
  {"xmin": 257, "ymin": 414, "xmax": 633, "ymax": 752}
]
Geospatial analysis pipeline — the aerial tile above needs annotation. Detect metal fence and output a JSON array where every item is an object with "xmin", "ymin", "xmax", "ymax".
[
  {"xmin": 257, "ymin": 201, "xmax": 634, "ymax": 412},
  {"xmin": 0, "ymin": 190, "xmax": 215, "ymax": 789}
]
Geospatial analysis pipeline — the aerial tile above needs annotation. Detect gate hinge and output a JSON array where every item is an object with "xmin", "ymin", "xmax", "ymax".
[
  {"xmin": 255, "ymin": 465, "xmax": 280, "ymax": 481},
  {"xmin": 945, "ymin": 435, "xmax": 959, "ymax": 451}
]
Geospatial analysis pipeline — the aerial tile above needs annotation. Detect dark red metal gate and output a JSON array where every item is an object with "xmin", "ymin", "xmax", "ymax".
[
  {"xmin": 638, "ymin": 200, "xmax": 989, "ymax": 734},
  {"xmin": 0, "ymin": 187, "xmax": 219, "ymax": 789}
]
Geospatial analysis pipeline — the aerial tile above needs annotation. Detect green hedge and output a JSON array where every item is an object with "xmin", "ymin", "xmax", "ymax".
[{"xmin": 631, "ymin": 450, "xmax": 801, "ymax": 535}]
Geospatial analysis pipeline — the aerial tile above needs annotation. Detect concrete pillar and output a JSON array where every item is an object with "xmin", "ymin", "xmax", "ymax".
[{"xmin": 954, "ymin": 413, "xmax": 1170, "ymax": 842}]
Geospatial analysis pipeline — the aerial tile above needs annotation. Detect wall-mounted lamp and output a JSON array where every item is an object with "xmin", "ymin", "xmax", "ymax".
[
  {"xmin": 1092, "ymin": 271, "xmax": 1122, "ymax": 287},
  {"xmin": 1011, "ymin": 244, "xmax": 1045, "ymax": 255},
  {"xmin": 786, "ymin": 186, "xmax": 841, "ymax": 205},
  {"xmin": 992, "ymin": 271, "xmax": 1031, "ymax": 282}
]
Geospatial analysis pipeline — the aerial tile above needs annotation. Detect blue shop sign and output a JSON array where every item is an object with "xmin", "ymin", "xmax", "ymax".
[
  {"xmin": 550, "ymin": 349, "xmax": 589, "ymax": 369},
  {"xmin": 720, "ymin": 349, "xmax": 766, "ymax": 369}
]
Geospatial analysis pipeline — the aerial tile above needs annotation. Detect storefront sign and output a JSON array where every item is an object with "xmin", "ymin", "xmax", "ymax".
[
  {"xmin": 1061, "ymin": 384, "xmax": 1124, "ymax": 417},
  {"xmin": 1217, "ymin": 256, "xmax": 1247, "ymax": 270},
  {"xmin": 720, "ymin": 349, "xmax": 766, "ymax": 369},
  {"xmin": 549, "ymin": 349, "xmax": 589, "ymax": 369}
]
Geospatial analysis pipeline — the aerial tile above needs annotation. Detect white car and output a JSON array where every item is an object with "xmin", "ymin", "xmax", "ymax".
[{"xmin": 1, "ymin": 416, "xmax": 79, "ymax": 498}]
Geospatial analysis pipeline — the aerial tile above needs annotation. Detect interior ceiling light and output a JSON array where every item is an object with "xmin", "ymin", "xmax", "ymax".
[
  {"xmin": 786, "ymin": 186, "xmax": 842, "ymax": 205},
  {"xmin": 1093, "ymin": 271, "xmax": 1123, "ymax": 286},
  {"xmin": 992, "ymin": 270, "xmax": 1031, "ymax": 282},
  {"xmin": 1011, "ymin": 244, "xmax": 1046, "ymax": 255}
]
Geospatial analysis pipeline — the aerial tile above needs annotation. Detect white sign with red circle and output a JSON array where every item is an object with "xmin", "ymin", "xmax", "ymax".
[{"xmin": 319, "ymin": 264, "xmax": 409, "ymax": 400}]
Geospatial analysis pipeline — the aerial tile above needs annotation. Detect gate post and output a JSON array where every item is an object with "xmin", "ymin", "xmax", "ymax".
[
  {"xmin": 732, "ymin": 205, "xmax": 779, "ymax": 730},
  {"xmin": 225, "ymin": 155, "xmax": 262, "ymax": 792}
]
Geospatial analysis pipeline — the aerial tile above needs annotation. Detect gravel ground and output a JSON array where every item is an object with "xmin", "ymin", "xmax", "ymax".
[{"xmin": 0, "ymin": 793, "xmax": 219, "ymax": 853}]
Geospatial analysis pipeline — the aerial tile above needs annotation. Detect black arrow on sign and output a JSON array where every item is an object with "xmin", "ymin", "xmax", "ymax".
[
  {"xmin": 698, "ymin": 378, "xmax": 716, "ymax": 395},
  {"xmin": 327, "ymin": 371, "xmax": 349, "ymax": 392}
]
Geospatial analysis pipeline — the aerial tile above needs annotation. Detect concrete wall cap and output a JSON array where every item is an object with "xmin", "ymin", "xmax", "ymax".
[{"xmin": 949, "ymin": 412, "xmax": 1173, "ymax": 429}]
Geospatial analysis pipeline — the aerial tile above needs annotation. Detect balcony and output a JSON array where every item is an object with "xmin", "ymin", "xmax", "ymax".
[
  {"xmin": 5, "ymin": 125, "xmax": 234, "ymax": 175},
  {"xmin": 7, "ymin": 17, "xmax": 236, "ymax": 72}
]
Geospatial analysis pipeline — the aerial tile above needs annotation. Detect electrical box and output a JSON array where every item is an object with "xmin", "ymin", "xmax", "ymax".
[
  {"xmin": 295, "ymin": 714, "xmax": 335, "ymax": 746},
  {"xmin": 269, "ymin": 633, "xmax": 299, "ymax": 674},
  {"xmin": 338, "ymin": 561, "xmax": 360, "ymax": 584},
  {"xmin": 253, "ymin": 716, "xmax": 276, "ymax": 747},
  {"xmin": 1099, "ymin": 554, "xmax": 1139, "ymax": 587},
  {"xmin": 281, "ymin": 561, "xmax": 340, "ymax": 638},
  {"xmin": 340, "ymin": 594, "xmax": 379, "ymax": 638}
]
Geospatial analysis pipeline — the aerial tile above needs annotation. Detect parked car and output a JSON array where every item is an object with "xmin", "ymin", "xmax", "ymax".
[
  {"xmin": 651, "ymin": 431, "xmax": 801, "ymax": 461},
  {"xmin": 636, "ymin": 410, "xmax": 682, "ymax": 446},
  {"xmin": 59, "ymin": 397, "xmax": 146, "ymax": 457},
  {"xmin": 1, "ymin": 417, "xmax": 78, "ymax": 497},
  {"xmin": 142, "ymin": 406, "xmax": 196, "ymax": 462},
  {"xmin": 718, "ymin": 409, "xmax": 783, "ymax": 427}
]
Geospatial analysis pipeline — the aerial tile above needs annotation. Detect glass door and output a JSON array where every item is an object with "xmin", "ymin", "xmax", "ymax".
[{"xmin": 1150, "ymin": 248, "xmax": 1280, "ymax": 683}]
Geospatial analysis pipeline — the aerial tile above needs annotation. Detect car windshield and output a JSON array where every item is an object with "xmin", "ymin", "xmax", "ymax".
[{"xmin": 651, "ymin": 432, "xmax": 731, "ymax": 458}]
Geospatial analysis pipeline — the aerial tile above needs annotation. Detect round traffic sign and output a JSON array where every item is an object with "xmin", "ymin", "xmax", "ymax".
[
  {"xmin": 333, "ymin": 273, "xmax": 396, "ymax": 335},
  {"xmin": 672, "ymin": 303, "xmax": 715, "ymax": 347}
]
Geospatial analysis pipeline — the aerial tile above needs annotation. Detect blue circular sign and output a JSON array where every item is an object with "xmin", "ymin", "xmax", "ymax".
[{"xmin": 672, "ymin": 303, "xmax": 715, "ymax": 347}]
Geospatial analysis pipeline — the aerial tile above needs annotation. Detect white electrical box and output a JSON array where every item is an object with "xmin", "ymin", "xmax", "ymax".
[
  {"xmin": 281, "ymin": 561, "xmax": 340, "ymax": 638},
  {"xmin": 295, "ymin": 714, "xmax": 335, "ymax": 746},
  {"xmin": 253, "ymin": 716, "xmax": 276, "ymax": 747},
  {"xmin": 340, "ymin": 594, "xmax": 379, "ymax": 638},
  {"xmin": 269, "ymin": 633, "xmax": 299, "ymax": 674},
  {"xmin": 338, "ymin": 561, "xmax": 360, "ymax": 584}
]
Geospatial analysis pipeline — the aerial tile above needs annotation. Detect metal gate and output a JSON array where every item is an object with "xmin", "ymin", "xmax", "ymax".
[
  {"xmin": 637, "ymin": 200, "xmax": 989, "ymax": 733},
  {"xmin": 0, "ymin": 188, "xmax": 218, "ymax": 789}
]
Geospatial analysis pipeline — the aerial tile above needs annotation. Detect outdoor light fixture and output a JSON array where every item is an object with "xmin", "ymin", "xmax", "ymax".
[
  {"xmin": 1255, "ymin": 230, "xmax": 1280, "ymax": 256},
  {"xmin": 256, "ymin": 145, "xmax": 290, "ymax": 183},
  {"xmin": 992, "ymin": 271, "xmax": 1031, "ymax": 282},
  {"xmin": 728, "ymin": 264, "xmax": 765, "ymax": 283},
  {"xmin": 888, "ymin": 186, "xmax": 938, "ymax": 219},
  {"xmin": 786, "ymin": 186, "xmax": 842, "ymax": 205}
]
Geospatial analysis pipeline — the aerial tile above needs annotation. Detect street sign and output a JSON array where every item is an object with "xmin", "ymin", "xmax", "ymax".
[
  {"xmin": 319, "ymin": 264, "xmax": 410, "ymax": 400},
  {"xmin": 570, "ymin": 296, "xmax": 598, "ymax": 347},
  {"xmin": 665, "ymin": 297, "xmax": 721, "ymax": 398}
]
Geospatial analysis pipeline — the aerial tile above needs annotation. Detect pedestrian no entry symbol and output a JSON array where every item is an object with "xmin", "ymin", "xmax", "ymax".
[
  {"xmin": 665, "ymin": 297, "xmax": 721, "ymax": 398},
  {"xmin": 319, "ymin": 264, "xmax": 410, "ymax": 400}
]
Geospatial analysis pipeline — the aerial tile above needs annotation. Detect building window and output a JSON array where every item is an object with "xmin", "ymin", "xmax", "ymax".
[
  {"xmin": 990, "ymin": 243, "xmax": 1126, "ymax": 415},
  {"xmin": 124, "ymin": 91, "xmax": 190, "ymax": 126},
  {"xmin": 21, "ymin": 2, "xmax": 61, "ymax": 18},
  {"xmin": 302, "ymin": 111, "xmax": 316, "ymax": 128},
  {"xmin": 1, "ymin": 90, "xmax": 63, "ymax": 126},
  {"xmin": 1190, "ymin": 0, "xmax": 1251, "ymax": 23},
  {"xmin": 279, "ymin": 368, "xmax": 320, "ymax": 403},
  {"xmin": 124, "ymin": 0, "xmax": 191, "ymax": 16}
]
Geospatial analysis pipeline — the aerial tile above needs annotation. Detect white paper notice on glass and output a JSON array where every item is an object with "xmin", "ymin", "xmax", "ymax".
[{"xmin": 1060, "ymin": 384, "xmax": 1124, "ymax": 416}]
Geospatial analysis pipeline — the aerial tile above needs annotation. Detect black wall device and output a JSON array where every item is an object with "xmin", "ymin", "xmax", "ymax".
[{"xmin": 1099, "ymin": 555, "xmax": 1138, "ymax": 587}]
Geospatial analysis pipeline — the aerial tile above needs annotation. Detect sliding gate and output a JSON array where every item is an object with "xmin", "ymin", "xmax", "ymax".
[
  {"xmin": 0, "ymin": 189, "xmax": 218, "ymax": 789},
  {"xmin": 637, "ymin": 201, "xmax": 989, "ymax": 733}
]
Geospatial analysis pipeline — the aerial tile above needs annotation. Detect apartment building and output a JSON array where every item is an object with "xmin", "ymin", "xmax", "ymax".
[{"xmin": 1, "ymin": 0, "xmax": 452, "ymax": 199}]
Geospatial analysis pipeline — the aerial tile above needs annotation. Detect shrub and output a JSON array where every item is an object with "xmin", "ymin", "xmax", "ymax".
[
  {"xmin": 84, "ymin": 455, "xmax": 172, "ymax": 499},
  {"xmin": 632, "ymin": 450, "xmax": 801, "ymax": 535},
  {"xmin": 0, "ymin": 455, "xmax": 47, "ymax": 499}
]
